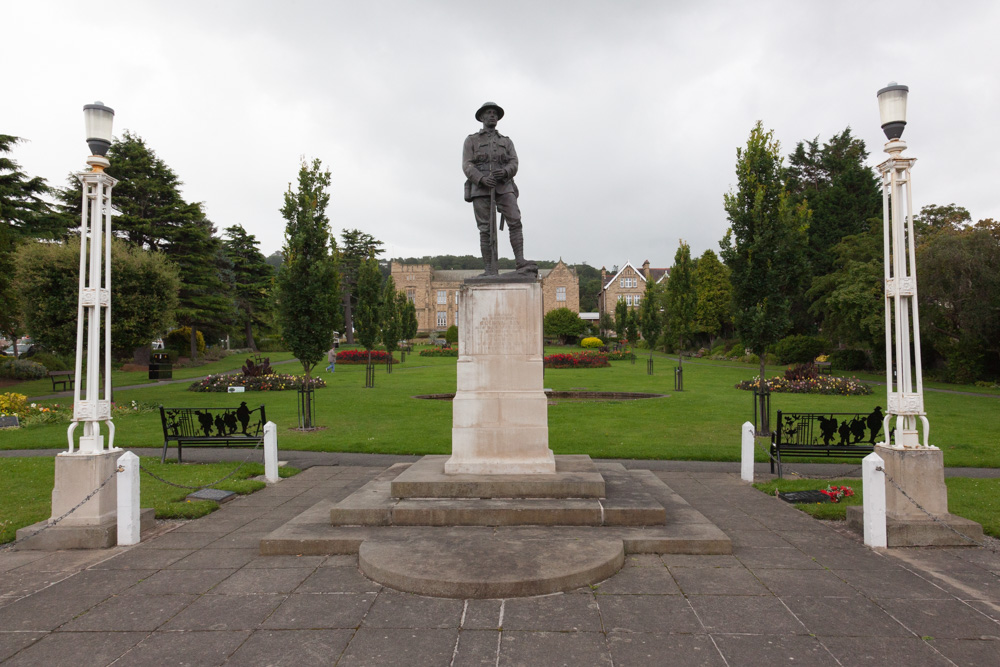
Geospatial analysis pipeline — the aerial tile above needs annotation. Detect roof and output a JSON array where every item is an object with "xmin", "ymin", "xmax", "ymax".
[{"xmin": 602, "ymin": 261, "xmax": 645, "ymax": 290}]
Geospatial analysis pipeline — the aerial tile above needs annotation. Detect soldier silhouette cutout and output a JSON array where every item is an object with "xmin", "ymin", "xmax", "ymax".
[
  {"xmin": 866, "ymin": 406, "xmax": 884, "ymax": 443},
  {"xmin": 236, "ymin": 402, "xmax": 252, "ymax": 435},
  {"xmin": 196, "ymin": 410, "xmax": 213, "ymax": 437},
  {"xmin": 818, "ymin": 415, "xmax": 838, "ymax": 446},
  {"xmin": 837, "ymin": 420, "xmax": 852, "ymax": 446}
]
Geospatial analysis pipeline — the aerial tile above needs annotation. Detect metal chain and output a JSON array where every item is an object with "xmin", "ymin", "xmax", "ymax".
[
  {"xmin": 1, "ymin": 465, "xmax": 123, "ymax": 553},
  {"xmin": 875, "ymin": 465, "xmax": 997, "ymax": 553},
  {"xmin": 138, "ymin": 439, "xmax": 264, "ymax": 491}
]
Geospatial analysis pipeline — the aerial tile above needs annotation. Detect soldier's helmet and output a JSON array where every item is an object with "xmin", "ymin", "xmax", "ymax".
[{"xmin": 475, "ymin": 102, "xmax": 505, "ymax": 122}]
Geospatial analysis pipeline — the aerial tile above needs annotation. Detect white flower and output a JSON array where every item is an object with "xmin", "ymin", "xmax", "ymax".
[{"xmin": 30, "ymin": 403, "xmax": 36, "ymax": 408}]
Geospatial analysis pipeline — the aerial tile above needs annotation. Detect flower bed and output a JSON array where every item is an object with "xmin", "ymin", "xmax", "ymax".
[
  {"xmin": 336, "ymin": 349, "xmax": 398, "ymax": 364},
  {"xmin": 735, "ymin": 375, "xmax": 872, "ymax": 396},
  {"xmin": 419, "ymin": 347, "xmax": 458, "ymax": 357},
  {"xmin": 1, "ymin": 396, "xmax": 161, "ymax": 427},
  {"xmin": 606, "ymin": 350, "xmax": 635, "ymax": 361},
  {"xmin": 544, "ymin": 352, "xmax": 610, "ymax": 369},
  {"xmin": 189, "ymin": 373, "xmax": 327, "ymax": 392}
]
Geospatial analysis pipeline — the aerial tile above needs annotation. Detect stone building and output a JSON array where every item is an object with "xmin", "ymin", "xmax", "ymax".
[
  {"xmin": 597, "ymin": 260, "xmax": 669, "ymax": 320},
  {"xmin": 390, "ymin": 260, "xmax": 580, "ymax": 333}
]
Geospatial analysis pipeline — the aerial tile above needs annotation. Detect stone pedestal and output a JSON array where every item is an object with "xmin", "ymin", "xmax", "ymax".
[
  {"xmin": 445, "ymin": 281, "xmax": 555, "ymax": 474},
  {"xmin": 15, "ymin": 449, "xmax": 137, "ymax": 550},
  {"xmin": 847, "ymin": 444, "xmax": 984, "ymax": 547}
]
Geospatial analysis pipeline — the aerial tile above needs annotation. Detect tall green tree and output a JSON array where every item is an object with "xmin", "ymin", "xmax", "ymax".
[
  {"xmin": 693, "ymin": 249, "xmax": 732, "ymax": 344},
  {"xmin": 379, "ymin": 276, "xmax": 403, "ymax": 362},
  {"xmin": 721, "ymin": 122, "xmax": 810, "ymax": 387},
  {"xmin": 0, "ymin": 135, "xmax": 63, "ymax": 240},
  {"xmin": 624, "ymin": 309, "xmax": 639, "ymax": 350},
  {"xmin": 275, "ymin": 158, "xmax": 342, "ymax": 419},
  {"xmin": 614, "ymin": 297, "xmax": 629, "ymax": 341},
  {"xmin": 401, "ymin": 295, "xmax": 419, "ymax": 344},
  {"xmin": 340, "ymin": 229, "xmax": 384, "ymax": 345},
  {"xmin": 15, "ymin": 238, "xmax": 179, "ymax": 358},
  {"xmin": 222, "ymin": 225, "xmax": 274, "ymax": 351},
  {"xmin": 664, "ymin": 241, "xmax": 696, "ymax": 371},
  {"xmin": 638, "ymin": 278, "xmax": 663, "ymax": 365},
  {"xmin": 0, "ymin": 221, "xmax": 22, "ymax": 351},
  {"xmin": 354, "ymin": 255, "xmax": 383, "ymax": 386},
  {"xmin": 167, "ymin": 214, "xmax": 228, "ymax": 359}
]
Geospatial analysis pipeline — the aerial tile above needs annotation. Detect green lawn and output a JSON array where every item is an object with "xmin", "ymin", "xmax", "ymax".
[
  {"xmin": 0, "ymin": 456, "xmax": 299, "ymax": 544},
  {"xmin": 7, "ymin": 351, "xmax": 299, "ymax": 399},
  {"xmin": 752, "ymin": 476, "xmax": 1000, "ymax": 538},
  {"xmin": 2, "ymin": 348, "xmax": 998, "ymax": 467}
]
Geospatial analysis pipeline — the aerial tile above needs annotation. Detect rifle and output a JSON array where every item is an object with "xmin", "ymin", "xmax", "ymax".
[{"xmin": 489, "ymin": 187, "xmax": 498, "ymax": 272}]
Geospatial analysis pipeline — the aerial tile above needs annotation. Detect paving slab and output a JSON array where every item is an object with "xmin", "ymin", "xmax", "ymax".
[
  {"xmin": 338, "ymin": 627, "xmax": 460, "ymax": 667},
  {"xmin": 607, "ymin": 632, "xmax": 724, "ymax": 667},
  {"xmin": 225, "ymin": 629, "xmax": 354, "ymax": 666},
  {"xmin": 112, "ymin": 630, "xmax": 251, "ymax": 667}
]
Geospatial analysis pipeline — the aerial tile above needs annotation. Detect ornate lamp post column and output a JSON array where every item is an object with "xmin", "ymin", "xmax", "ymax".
[
  {"xmin": 876, "ymin": 83, "xmax": 929, "ymax": 448},
  {"xmin": 68, "ymin": 102, "xmax": 119, "ymax": 453},
  {"xmin": 858, "ymin": 83, "xmax": 985, "ymax": 546}
]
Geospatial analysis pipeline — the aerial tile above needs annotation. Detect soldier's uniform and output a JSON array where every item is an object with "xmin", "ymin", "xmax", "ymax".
[{"xmin": 462, "ymin": 102, "xmax": 527, "ymax": 274}]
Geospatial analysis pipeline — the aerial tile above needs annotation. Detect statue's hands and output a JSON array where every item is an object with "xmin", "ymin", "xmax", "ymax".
[
  {"xmin": 481, "ymin": 174, "xmax": 498, "ymax": 188},
  {"xmin": 490, "ymin": 169, "xmax": 506, "ymax": 182}
]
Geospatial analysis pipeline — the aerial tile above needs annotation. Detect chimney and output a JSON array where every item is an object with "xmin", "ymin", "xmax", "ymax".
[{"xmin": 642, "ymin": 259, "xmax": 650, "ymax": 279}]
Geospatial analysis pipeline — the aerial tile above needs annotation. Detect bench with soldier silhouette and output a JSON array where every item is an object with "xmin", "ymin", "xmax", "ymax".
[
  {"xmin": 770, "ymin": 407, "xmax": 885, "ymax": 478},
  {"xmin": 159, "ymin": 402, "xmax": 267, "ymax": 463}
]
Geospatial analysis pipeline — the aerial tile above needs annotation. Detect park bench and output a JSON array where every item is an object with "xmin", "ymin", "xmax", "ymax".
[
  {"xmin": 770, "ymin": 408, "xmax": 885, "ymax": 477},
  {"xmin": 48, "ymin": 370, "xmax": 75, "ymax": 392},
  {"xmin": 159, "ymin": 403, "xmax": 267, "ymax": 463}
]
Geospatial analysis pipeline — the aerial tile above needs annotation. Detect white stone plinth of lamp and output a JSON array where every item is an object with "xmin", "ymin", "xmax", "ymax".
[{"xmin": 445, "ymin": 281, "xmax": 555, "ymax": 475}]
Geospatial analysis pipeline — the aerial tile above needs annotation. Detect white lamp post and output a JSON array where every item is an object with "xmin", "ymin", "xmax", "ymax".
[
  {"xmin": 876, "ymin": 83, "xmax": 929, "ymax": 449},
  {"xmin": 68, "ymin": 102, "xmax": 119, "ymax": 453}
]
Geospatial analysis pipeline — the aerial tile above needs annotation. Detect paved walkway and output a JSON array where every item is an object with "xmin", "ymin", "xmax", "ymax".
[{"xmin": 1, "ymin": 461, "xmax": 997, "ymax": 665}]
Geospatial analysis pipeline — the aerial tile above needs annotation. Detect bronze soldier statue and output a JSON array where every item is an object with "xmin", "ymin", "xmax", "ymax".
[{"xmin": 463, "ymin": 102, "xmax": 537, "ymax": 278}]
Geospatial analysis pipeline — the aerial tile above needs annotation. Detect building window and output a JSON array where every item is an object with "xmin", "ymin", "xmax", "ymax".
[
  {"xmin": 556, "ymin": 287, "xmax": 566, "ymax": 302},
  {"xmin": 454, "ymin": 291, "xmax": 459, "ymax": 305},
  {"xmin": 437, "ymin": 312, "xmax": 447, "ymax": 327},
  {"xmin": 406, "ymin": 288, "xmax": 415, "ymax": 303},
  {"xmin": 437, "ymin": 290, "xmax": 446, "ymax": 304},
  {"xmin": 634, "ymin": 295, "xmax": 641, "ymax": 306},
  {"xmin": 625, "ymin": 295, "xmax": 633, "ymax": 306}
]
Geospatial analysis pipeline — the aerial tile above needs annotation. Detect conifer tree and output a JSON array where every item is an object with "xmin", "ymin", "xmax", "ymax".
[
  {"xmin": 664, "ymin": 241, "xmax": 697, "ymax": 372},
  {"xmin": 222, "ymin": 225, "xmax": 274, "ymax": 351},
  {"xmin": 354, "ymin": 255, "xmax": 383, "ymax": 386},
  {"xmin": 275, "ymin": 159, "xmax": 342, "ymax": 419}
]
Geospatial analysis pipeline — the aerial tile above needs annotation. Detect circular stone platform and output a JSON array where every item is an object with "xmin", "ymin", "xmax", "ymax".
[{"xmin": 359, "ymin": 532, "xmax": 625, "ymax": 598}]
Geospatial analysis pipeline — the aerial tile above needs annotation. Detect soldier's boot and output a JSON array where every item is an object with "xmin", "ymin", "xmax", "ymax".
[
  {"xmin": 509, "ymin": 222, "xmax": 527, "ymax": 268},
  {"xmin": 479, "ymin": 241, "xmax": 498, "ymax": 276}
]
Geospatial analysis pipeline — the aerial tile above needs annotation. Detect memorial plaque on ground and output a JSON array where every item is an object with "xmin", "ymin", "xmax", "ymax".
[
  {"xmin": 186, "ymin": 488, "xmax": 237, "ymax": 503},
  {"xmin": 0, "ymin": 415, "xmax": 20, "ymax": 428},
  {"xmin": 778, "ymin": 490, "xmax": 831, "ymax": 504}
]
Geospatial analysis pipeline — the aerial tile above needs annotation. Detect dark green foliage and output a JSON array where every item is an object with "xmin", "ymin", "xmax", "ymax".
[
  {"xmin": 0, "ymin": 219, "xmax": 20, "ymax": 348},
  {"xmin": 275, "ymin": 159, "xmax": 342, "ymax": 391},
  {"xmin": 340, "ymin": 230, "xmax": 384, "ymax": 345},
  {"xmin": 167, "ymin": 216, "xmax": 228, "ymax": 359},
  {"xmin": 693, "ymin": 249, "xmax": 732, "ymax": 341},
  {"xmin": 26, "ymin": 352, "xmax": 70, "ymax": 372},
  {"xmin": 15, "ymin": 238, "xmax": 180, "ymax": 358},
  {"xmin": 379, "ymin": 276, "xmax": 403, "ymax": 355},
  {"xmin": 544, "ymin": 308, "xmax": 586, "ymax": 344},
  {"xmin": 166, "ymin": 327, "xmax": 205, "ymax": 356},
  {"xmin": 774, "ymin": 335, "xmax": 826, "ymax": 364},
  {"xmin": 354, "ymin": 255, "xmax": 383, "ymax": 353},
  {"xmin": 829, "ymin": 348, "xmax": 870, "ymax": 371},
  {"xmin": 402, "ymin": 298, "xmax": 418, "ymax": 342},
  {"xmin": 721, "ymin": 122, "xmax": 810, "ymax": 383},
  {"xmin": 0, "ymin": 135, "xmax": 61, "ymax": 240},
  {"xmin": 419, "ymin": 347, "xmax": 458, "ymax": 357},
  {"xmin": 785, "ymin": 129, "xmax": 881, "ymax": 283},
  {"xmin": 664, "ymin": 241, "xmax": 695, "ymax": 361},
  {"xmin": 914, "ymin": 203, "xmax": 972, "ymax": 241},
  {"xmin": 638, "ymin": 279, "xmax": 663, "ymax": 357},
  {"xmin": 614, "ymin": 297, "xmax": 629, "ymax": 339},
  {"xmin": 444, "ymin": 324, "xmax": 459, "ymax": 345},
  {"xmin": 917, "ymin": 222, "xmax": 1000, "ymax": 383},
  {"xmin": 624, "ymin": 310, "xmax": 639, "ymax": 347},
  {"xmin": 222, "ymin": 225, "xmax": 274, "ymax": 351},
  {"xmin": 807, "ymin": 220, "xmax": 883, "ymax": 350}
]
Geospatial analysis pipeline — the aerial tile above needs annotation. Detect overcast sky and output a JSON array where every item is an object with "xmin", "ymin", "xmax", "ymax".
[{"xmin": 7, "ymin": 1, "xmax": 998, "ymax": 268}]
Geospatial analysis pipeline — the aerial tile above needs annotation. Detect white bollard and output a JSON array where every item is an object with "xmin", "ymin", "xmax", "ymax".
[
  {"xmin": 264, "ymin": 421, "xmax": 279, "ymax": 483},
  {"xmin": 741, "ymin": 421, "xmax": 755, "ymax": 482},
  {"xmin": 116, "ymin": 451, "xmax": 140, "ymax": 546},
  {"xmin": 863, "ymin": 452, "xmax": 887, "ymax": 548}
]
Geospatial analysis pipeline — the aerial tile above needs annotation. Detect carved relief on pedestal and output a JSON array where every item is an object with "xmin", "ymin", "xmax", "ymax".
[{"xmin": 887, "ymin": 393, "xmax": 924, "ymax": 416}]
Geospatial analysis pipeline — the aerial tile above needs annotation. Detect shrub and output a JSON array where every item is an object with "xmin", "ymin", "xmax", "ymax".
[
  {"xmin": 727, "ymin": 342, "xmax": 745, "ymax": 358},
  {"xmin": 445, "ymin": 325, "xmax": 459, "ymax": 345},
  {"xmin": 419, "ymin": 347, "xmax": 458, "ymax": 357},
  {"xmin": 735, "ymin": 374, "xmax": 872, "ymax": 396},
  {"xmin": 774, "ymin": 335, "xmax": 827, "ymax": 364},
  {"xmin": 829, "ymin": 349, "xmax": 870, "ymax": 371},
  {"xmin": 165, "ymin": 327, "xmax": 206, "ymax": 355},
  {"xmin": 606, "ymin": 350, "xmax": 635, "ymax": 361},
  {"xmin": 580, "ymin": 337, "xmax": 603, "ymax": 349},
  {"xmin": 189, "ymin": 373, "xmax": 327, "ymax": 392},
  {"xmin": 0, "ymin": 358, "xmax": 47, "ymax": 380},
  {"xmin": 24, "ymin": 352, "xmax": 70, "ymax": 372},
  {"xmin": 336, "ymin": 349, "xmax": 398, "ymax": 364},
  {"xmin": 202, "ymin": 346, "xmax": 229, "ymax": 362},
  {"xmin": 543, "ymin": 352, "xmax": 610, "ymax": 369},
  {"xmin": 741, "ymin": 353, "xmax": 760, "ymax": 365},
  {"xmin": 0, "ymin": 392, "xmax": 28, "ymax": 417},
  {"xmin": 242, "ymin": 358, "xmax": 272, "ymax": 377}
]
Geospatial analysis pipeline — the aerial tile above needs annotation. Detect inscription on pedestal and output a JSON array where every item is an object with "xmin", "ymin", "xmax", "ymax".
[{"xmin": 472, "ymin": 313, "xmax": 526, "ymax": 355}]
